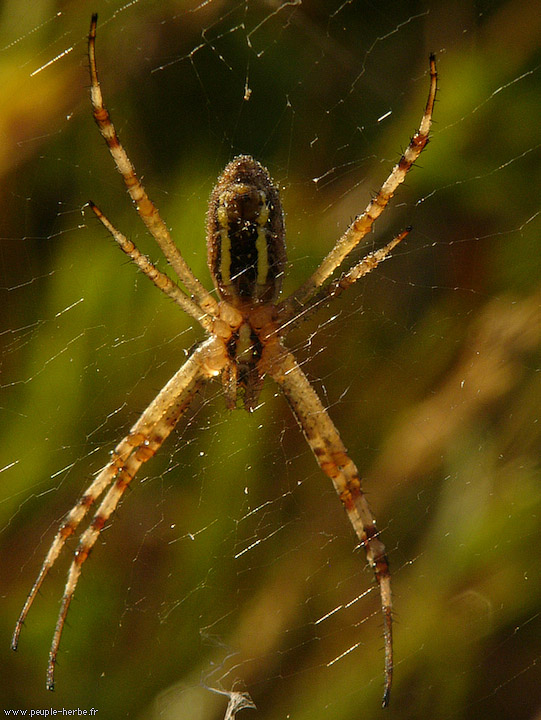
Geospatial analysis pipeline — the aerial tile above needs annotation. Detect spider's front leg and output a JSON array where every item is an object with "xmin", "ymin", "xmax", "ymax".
[{"xmin": 266, "ymin": 343, "xmax": 393, "ymax": 706}]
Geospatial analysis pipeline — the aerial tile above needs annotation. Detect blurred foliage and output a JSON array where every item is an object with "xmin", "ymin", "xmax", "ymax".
[{"xmin": 0, "ymin": 1, "xmax": 539, "ymax": 719}]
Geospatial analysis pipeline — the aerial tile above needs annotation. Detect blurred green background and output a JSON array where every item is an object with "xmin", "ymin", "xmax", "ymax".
[{"xmin": 0, "ymin": 1, "xmax": 539, "ymax": 718}]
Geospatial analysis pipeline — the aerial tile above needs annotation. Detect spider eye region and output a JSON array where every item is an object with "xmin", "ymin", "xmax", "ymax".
[{"xmin": 207, "ymin": 155, "xmax": 286, "ymax": 305}]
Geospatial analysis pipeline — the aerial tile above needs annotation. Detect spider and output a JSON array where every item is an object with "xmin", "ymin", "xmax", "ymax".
[{"xmin": 12, "ymin": 14, "xmax": 436, "ymax": 707}]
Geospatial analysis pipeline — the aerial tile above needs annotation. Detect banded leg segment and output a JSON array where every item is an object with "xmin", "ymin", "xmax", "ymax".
[
  {"xmin": 11, "ymin": 407, "xmax": 173, "ymax": 654},
  {"xmin": 280, "ymin": 54, "xmax": 436, "ymax": 320},
  {"xmin": 44, "ymin": 337, "xmax": 226, "ymax": 689},
  {"xmin": 13, "ymin": 338, "xmax": 225, "ymax": 690},
  {"xmin": 88, "ymin": 15, "xmax": 218, "ymax": 317},
  {"xmin": 268, "ymin": 345, "xmax": 393, "ymax": 706},
  {"xmin": 89, "ymin": 202, "xmax": 213, "ymax": 331},
  {"xmin": 281, "ymin": 227, "xmax": 410, "ymax": 334}
]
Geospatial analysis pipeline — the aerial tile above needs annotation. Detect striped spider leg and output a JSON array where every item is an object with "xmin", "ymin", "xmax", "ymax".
[
  {"xmin": 12, "ymin": 335, "xmax": 224, "ymax": 689},
  {"xmin": 13, "ymin": 13, "xmax": 437, "ymax": 707},
  {"xmin": 87, "ymin": 14, "xmax": 218, "ymax": 321},
  {"xmin": 267, "ymin": 345, "xmax": 394, "ymax": 704},
  {"xmin": 278, "ymin": 52, "xmax": 437, "ymax": 325},
  {"xmin": 275, "ymin": 55, "xmax": 436, "ymax": 705}
]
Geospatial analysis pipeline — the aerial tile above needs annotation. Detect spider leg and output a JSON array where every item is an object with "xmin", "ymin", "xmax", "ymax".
[
  {"xmin": 88, "ymin": 15, "xmax": 219, "ymax": 318},
  {"xmin": 13, "ymin": 337, "xmax": 226, "ymax": 690},
  {"xmin": 267, "ymin": 344, "xmax": 393, "ymax": 706},
  {"xmin": 11, "ymin": 440, "xmax": 133, "ymax": 654},
  {"xmin": 89, "ymin": 202, "xmax": 213, "ymax": 332},
  {"xmin": 280, "ymin": 55, "xmax": 436, "ymax": 320},
  {"xmin": 280, "ymin": 227, "xmax": 410, "ymax": 334}
]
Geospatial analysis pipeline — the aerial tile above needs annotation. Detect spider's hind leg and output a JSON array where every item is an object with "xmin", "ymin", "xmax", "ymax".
[
  {"xmin": 11, "ymin": 438, "xmax": 136, "ymax": 654},
  {"xmin": 44, "ymin": 337, "xmax": 221, "ymax": 689},
  {"xmin": 267, "ymin": 343, "xmax": 393, "ymax": 706}
]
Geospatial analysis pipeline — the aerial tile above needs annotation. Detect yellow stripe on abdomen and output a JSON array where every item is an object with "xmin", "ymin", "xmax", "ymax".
[{"xmin": 217, "ymin": 204, "xmax": 232, "ymax": 285}]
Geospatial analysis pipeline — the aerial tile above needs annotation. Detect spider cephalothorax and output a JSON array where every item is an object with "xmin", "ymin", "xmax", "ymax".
[{"xmin": 13, "ymin": 14, "xmax": 436, "ymax": 707}]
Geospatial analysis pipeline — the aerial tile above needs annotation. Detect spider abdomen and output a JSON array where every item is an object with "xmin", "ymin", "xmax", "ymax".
[{"xmin": 207, "ymin": 155, "xmax": 286, "ymax": 305}]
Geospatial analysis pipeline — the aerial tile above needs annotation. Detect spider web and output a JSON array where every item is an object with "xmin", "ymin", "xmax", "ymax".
[{"xmin": 1, "ymin": 1, "xmax": 540, "ymax": 719}]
